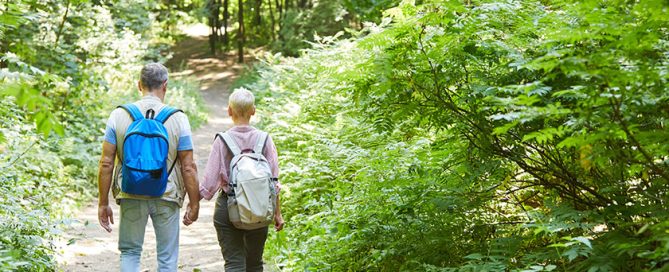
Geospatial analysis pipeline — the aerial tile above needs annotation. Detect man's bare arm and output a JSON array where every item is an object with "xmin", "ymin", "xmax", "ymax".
[
  {"xmin": 178, "ymin": 150, "xmax": 200, "ymax": 225},
  {"xmin": 98, "ymin": 141, "xmax": 116, "ymax": 232}
]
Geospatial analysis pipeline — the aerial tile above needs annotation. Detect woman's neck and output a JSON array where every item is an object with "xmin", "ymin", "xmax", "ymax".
[{"xmin": 233, "ymin": 119, "xmax": 251, "ymax": 126}]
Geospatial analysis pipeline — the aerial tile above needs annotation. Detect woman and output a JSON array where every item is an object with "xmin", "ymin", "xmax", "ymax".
[{"xmin": 198, "ymin": 88, "xmax": 285, "ymax": 271}]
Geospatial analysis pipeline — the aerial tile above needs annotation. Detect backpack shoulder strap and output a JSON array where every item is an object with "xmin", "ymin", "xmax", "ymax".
[
  {"xmin": 155, "ymin": 105, "xmax": 183, "ymax": 124},
  {"xmin": 118, "ymin": 104, "xmax": 143, "ymax": 121},
  {"xmin": 216, "ymin": 132, "xmax": 241, "ymax": 156},
  {"xmin": 253, "ymin": 131, "xmax": 268, "ymax": 154}
]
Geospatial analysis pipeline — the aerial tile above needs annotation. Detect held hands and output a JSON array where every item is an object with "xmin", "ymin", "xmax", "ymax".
[
  {"xmin": 98, "ymin": 205, "xmax": 114, "ymax": 233},
  {"xmin": 182, "ymin": 202, "xmax": 200, "ymax": 226}
]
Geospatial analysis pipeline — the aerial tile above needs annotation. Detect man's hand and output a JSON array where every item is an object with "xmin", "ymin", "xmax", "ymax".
[
  {"xmin": 178, "ymin": 150, "xmax": 200, "ymax": 226},
  {"xmin": 274, "ymin": 213, "xmax": 284, "ymax": 232},
  {"xmin": 98, "ymin": 205, "xmax": 114, "ymax": 233},
  {"xmin": 183, "ymin": 202, "xmax": 199, "ymax": 226}
]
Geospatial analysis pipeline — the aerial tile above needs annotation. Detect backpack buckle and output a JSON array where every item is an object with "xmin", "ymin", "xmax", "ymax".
[
  {"xmin": 145, "ymin": 109, "xmax": 156, "ymax": 119},
  {"xmin": 150, "ymin": 169, "xmax": 162, "ymax": 179}
]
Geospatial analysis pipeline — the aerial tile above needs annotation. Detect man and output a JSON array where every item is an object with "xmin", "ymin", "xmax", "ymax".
[{"xmin": 97, "ymin": 63, "xmax": 200, "ymax": 271}]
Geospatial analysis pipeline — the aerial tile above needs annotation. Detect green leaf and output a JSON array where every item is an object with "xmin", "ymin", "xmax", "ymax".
[
  {"xmin": 557, "ymin": 135, "xmax": 586, "ymax": 148},
  {"xmin": 571, "ymin": 236, "xmax": 592, "ymax": 249},
  {"xmin": 635, "ymin": 224, "xmax": 650, "ymax": 236},
  {"xmin": 464, "ymin": 253, "xmax": 483, "ymax": 260},
  {"xmin": 563, "ymin": 247, "xmax": 579, "ymax": 262},
  {"xmin": 492, "ymin": 121, "xmax": 519, "ymax": 135},
  {"xmin": 522, "ymin": 127, "xmax": 567, "ymax": 144}
]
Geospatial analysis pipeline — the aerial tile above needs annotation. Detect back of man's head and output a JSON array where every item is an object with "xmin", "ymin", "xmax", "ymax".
[{"xmin": 140, "ymin": 63, "xmax": 168, "ymax": 91}]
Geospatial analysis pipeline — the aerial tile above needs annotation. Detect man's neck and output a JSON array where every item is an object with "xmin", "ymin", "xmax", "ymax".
[{"xmin": 143, "ymin": 92, "xmax": 164, "ymax": 102}]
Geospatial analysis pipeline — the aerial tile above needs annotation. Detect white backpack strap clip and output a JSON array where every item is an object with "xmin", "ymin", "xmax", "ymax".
[
  {"xmin": 253, "ymin": 131, "xmax": 268, "ymax": 154},
  {"xmin": 217, "ymin": 132, "xmax": 242, "ymax": 156}
]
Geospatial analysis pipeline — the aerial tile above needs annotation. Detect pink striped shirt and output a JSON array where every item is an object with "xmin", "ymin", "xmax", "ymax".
[{"xmin": 200, "ymin": 125, "xmax": 280, "ymax": 200}]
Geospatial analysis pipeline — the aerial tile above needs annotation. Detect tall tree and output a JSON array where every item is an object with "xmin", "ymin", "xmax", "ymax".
[
  {"xmin": 254, "ymin": 0, "xmax": 262, "ymax": 27},
  {"xmin": 237, "ymin": 0, "xmax": 244, "ymax": 63},
  {"xmin": 275, "ymin": 0, "xmax": 285, "ymax": 43},
  {"xmin": 223, "ymin": 0, "xmax": 230, "ymax": 48},
  {"xmin": 268, "ymin": 0, "xmax": 276, "ymax": 41},
  {"xmin": 275, "ymin": 0, "xmax": 283, "ymax": 24},
  {"xmin": 207, "ymin": 0, "xmax": 221, "ymax": 55}
]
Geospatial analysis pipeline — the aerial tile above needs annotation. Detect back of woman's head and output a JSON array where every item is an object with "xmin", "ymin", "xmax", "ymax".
[{"xmin": 228, "ymin": 88, "xmax": 255, "ymax": 119}]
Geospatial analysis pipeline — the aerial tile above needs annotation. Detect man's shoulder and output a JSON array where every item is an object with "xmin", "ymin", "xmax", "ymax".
[
  {"xmin": 163, "ymin": 109, "xmax": 191, "ymax": 139},
  {"xmin": 112, "ymin": 101, "xmax": 143, "ymax": 115},
  {"xmin": 107, "ymin": 101, "xmax": 145, "ymax": 124},
  {"xmin": 108, "ymin": 106, "xmax": 128, "ymax": 121},
  {"xmin": 166, "ymin": 109, "xmax": 189, "ymax": 124}
]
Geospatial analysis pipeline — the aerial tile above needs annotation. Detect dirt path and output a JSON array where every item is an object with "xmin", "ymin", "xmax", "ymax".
[{"xmin": 57, "ymin": 25, "xmax": 254, "ymax": 271}]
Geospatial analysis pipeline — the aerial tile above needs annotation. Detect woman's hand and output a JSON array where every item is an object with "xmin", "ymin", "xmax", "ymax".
[{"xmin": 274, "ymin": 213, "xmax": 285, "ymax": 231}]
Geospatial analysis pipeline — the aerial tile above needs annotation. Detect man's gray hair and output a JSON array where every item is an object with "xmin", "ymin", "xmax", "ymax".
[{"xmin": 140, "ymin": 63, "xmax": 168, "ymax": 91}]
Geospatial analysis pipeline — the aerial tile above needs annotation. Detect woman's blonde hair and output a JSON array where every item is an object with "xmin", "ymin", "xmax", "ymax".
[{"xmin": 228, "ymin": 88, "xmax": 255, "ymax": 119}]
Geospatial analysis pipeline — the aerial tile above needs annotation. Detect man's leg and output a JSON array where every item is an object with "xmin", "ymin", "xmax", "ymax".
[
  {"xmin": 245, "ymin": 226, "xmax": 269, "ymax": 272},
  {"xmin": 119, "ymin": 199, "xmax": 149, "ymax": 272},
  {"xmin": 150, "ymin": 199, "xmax": 180, "ymax": 272},
  {"xmin": 214, "ymin": 194, "xmax": 246, "ymax": 272}
]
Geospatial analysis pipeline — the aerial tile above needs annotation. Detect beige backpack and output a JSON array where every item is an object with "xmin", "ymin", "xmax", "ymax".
[{"xmin": 217, "ymin": 131, "xmax": 276, "ymax": 230}]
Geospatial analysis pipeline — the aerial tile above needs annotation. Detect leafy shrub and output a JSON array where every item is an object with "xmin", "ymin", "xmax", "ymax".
[
  {"xmin": 239, "ymin": 0, "xmax": 669, "ymax": 270},
  {"xmin": 273, "ymin": 1, "xmax": 349, "ymax": 56}
]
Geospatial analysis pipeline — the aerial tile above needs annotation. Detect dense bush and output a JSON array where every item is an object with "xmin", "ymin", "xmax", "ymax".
[{"xmin": 239, "ymin": 0, "xmax": 669, "ymax": 270}]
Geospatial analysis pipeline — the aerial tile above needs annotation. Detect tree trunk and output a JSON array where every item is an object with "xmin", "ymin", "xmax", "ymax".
[
  {"xmin": 238, "ymin": 0, "xmax": 245, "ymax": 63},
  {"xmin": 254, "ymin": 0, "xmax": 262, "ymax": 27},
  {"xmin": 207, "ymin": 0, "xmax": 219, "ymax": 55},
  {"xmin": 276, "ymin": 0, "xmax": 284, "ymax": 43},
  {"xmin": 268, "ymin": 0, "xmax": 275, "ymax": 41},
  {"xmin": 223, "ymin": 0, "xmax": 229, "ymax": 48},
  {"xmin": 275, "ymin": 0, "xmax": 283, "ymax": 22},
  {"xmin": 216, "ymin": 0, "xmax": 223, "ymax": 45}
]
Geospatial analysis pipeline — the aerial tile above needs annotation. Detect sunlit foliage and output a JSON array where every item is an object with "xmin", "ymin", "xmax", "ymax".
[{"xmin": 242, "ymin": 0, "xmax": 669, "ymax": 270}]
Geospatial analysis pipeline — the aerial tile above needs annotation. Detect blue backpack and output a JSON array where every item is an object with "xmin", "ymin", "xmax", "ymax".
[{"xmin": 118, "ymin": 104, "xmax": 182, "ymax": 197}]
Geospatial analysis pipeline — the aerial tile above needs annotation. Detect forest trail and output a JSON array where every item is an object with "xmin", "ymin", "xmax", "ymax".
[{"xmin": 57, "ymin": 25, "xmax": 254, "ymax": 271}]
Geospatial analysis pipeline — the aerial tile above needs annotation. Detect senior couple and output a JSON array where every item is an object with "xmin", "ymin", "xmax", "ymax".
[{"xmin": 97, "ymin": 63, "xmax": 284, "ymax": 272}]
